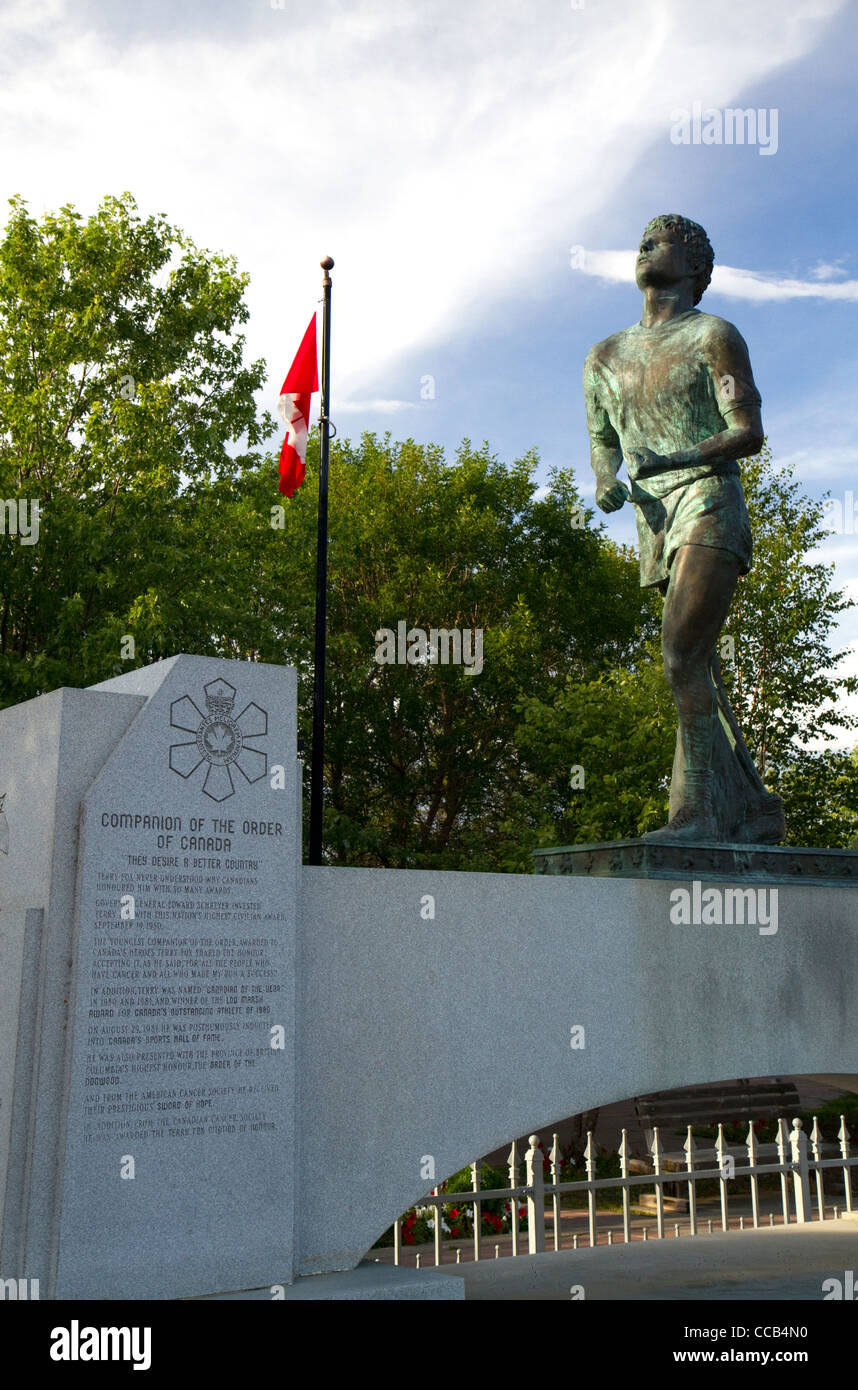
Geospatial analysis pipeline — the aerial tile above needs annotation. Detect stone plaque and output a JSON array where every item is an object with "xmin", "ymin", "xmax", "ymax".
[{"xmin": 54, "ymin": 656, "xmax": 298, "ymax": 1299}]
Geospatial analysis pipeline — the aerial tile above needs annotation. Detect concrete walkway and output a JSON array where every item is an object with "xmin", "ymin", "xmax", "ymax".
[{"xmin": 423, "ymin": 1219, "xmax": 858, "ymax": 1299}]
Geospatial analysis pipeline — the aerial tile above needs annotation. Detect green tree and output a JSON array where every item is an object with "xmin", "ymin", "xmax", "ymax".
[
  {"xmin": 515, "ymin": 636, "xmax": 674, "ymax": 844},
  {"xmin": 726, "ymin": 444, "xmax": 858, "ymax": 774},
  {"xmin": 765, "ymin": 747, "xmax": 858, "ymax": 848},
  {"xmin": 0, "ymin": 193, "xmax": 274, "ymax": 704},
  {"xmin": 230, "ymin": 431, "xmax": 657, "ymax": 868}
]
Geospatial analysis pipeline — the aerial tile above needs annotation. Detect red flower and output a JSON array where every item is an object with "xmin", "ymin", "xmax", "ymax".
[{"xmin": 403, "ymin": 1231, "xmax": 414, "ymax": 1245}]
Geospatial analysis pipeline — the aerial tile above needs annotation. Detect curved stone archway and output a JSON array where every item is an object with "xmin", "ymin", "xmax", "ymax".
[
  {"xmin": 297, "ymin": 867, "xmax": 858, "ymax": 1276},
  {"xmin": 480, "ymin": 1071, "xmax": 858, "ymax": 1170},
  {"xmin": 359, "ymin": 1070, "xmax": 858, "ymax": 1257}
]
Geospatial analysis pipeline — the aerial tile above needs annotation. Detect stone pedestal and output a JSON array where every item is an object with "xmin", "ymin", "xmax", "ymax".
[{"xmin": 532, "ymin": 838, "xmax": 858, "ymax": 886}]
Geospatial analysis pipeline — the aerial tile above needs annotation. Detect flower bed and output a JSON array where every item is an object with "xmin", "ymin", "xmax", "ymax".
[{"xmin": 372, "ymin": 1160, "xmax": 529, "ymax": 1248}]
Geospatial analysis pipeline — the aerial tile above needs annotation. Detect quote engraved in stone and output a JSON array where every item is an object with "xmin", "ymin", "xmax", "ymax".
[{"xmin": 49, "ymin": 655, "xmax": 296, "ymax": 1299}]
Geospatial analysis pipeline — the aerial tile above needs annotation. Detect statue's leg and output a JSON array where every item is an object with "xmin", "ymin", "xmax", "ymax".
[
  {"xmin": 709, "ymin": 651, "xmax": 785, "ymax": 843},
  {"xmin": 708, "ymin": 693, "xmax": 758, "ymax": 838},
  {"xmin": 708, "ymin": 650, "xmax": 769, "ymax": 799},
  {"xmin": 645, "ymin": 544, "xmax": 741, "ymax": 842},
  {"xmin": 668, "ymin": 725, "xmax": 684, "ymax": 823},
  {"xmin": 652, "ymin": 577, "xmax": 689, "ymax": 825},
  {"xmin": 664, "ymin": 638, "xmax": 785, "ymax": 842}
]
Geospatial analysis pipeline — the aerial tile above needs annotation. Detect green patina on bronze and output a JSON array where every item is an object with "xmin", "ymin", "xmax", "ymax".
[{"xmin": 583, "ymin": 214, "xmax": 785, "ymax": 845}]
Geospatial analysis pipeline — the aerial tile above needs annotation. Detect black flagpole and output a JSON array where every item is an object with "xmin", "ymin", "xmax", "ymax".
[{"xmin": 309, "ymin": 255, "xmax": 334, "ymax": 865}]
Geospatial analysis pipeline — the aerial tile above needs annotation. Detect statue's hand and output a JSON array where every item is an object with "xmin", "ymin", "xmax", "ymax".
[
  {"xmin": 595, "ymin": 475, "xmax": 632, "ymax": 513},
  {"xmin": 627, "ymin": 446, "xmax": 671, "ymax": 477}
]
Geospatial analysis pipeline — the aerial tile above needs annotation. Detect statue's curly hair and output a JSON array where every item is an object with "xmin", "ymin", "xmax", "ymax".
[{"xmin": 641, "ymin": 214, "xmax": 714, "ymax": 305}]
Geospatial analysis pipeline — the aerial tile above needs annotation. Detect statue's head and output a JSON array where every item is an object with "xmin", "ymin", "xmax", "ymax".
[{"xmin": 636, "ymin": 214, "xmax": 714, "ymax": 306}]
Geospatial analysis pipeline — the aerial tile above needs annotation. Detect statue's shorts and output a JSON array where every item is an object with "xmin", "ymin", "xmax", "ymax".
[{"xmin": 630, "ymin": 472, "xmax": 752, "ymax": 589}]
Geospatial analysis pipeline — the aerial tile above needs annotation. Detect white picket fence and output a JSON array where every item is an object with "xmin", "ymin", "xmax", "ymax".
[{"xmin": 391, "ymin": 1115, "xmax": 856, "ymax": 1267}]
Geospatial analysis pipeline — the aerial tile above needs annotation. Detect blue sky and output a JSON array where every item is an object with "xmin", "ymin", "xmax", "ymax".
[{"xmin": 2, "ymin": 0, "xmax": 858, "ymax": 725}]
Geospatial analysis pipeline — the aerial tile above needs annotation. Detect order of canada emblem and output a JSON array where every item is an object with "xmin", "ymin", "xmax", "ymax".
[{"xmin": 169, "ymin": 679, "xmax": 268, "ymax": 802}]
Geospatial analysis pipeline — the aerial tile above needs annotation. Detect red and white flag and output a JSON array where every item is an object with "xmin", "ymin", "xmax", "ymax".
[{"xmin": 277, "ymin": 313, "xmax": 318, "ymax": 497}]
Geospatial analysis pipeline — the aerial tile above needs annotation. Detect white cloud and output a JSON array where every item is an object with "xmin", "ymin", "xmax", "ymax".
[
  {"xmin": 0, "ymin": 0, "xmax": 846, "ymax": 411},
  {"xmin": 715, "ymin": 268, "xmax": 858, "ymax": 302},
  {"xmin": 573, "ymin": 249, "xmax": 858, "ymax": 302},
  {"xmin": 809, "ymin": 258, "xmax": 850, "ymax": 281},
  {"xmin": 775, "ymin": 446, "xmax": 858, "ymax": 482},
  {"xmin": 335, "ymin": 399, "xmax": 417, "ymax": 414}
]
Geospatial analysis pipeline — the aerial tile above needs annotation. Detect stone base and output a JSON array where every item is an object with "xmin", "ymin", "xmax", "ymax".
[{"xmin": 532, "ymin": 839, "xmax": 858, "ymax": 886}]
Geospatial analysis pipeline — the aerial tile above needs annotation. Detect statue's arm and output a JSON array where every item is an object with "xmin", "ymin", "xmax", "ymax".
[
  {"xmin": 666, "ymin": 321, "xmax": 764, "ymax": 469},
  {"xmin": 584, "ymin": 348, "xmax": 630, "ymax": 513},
  {"xmin": 667, "ymin": 405, "xmax": 763, "ymax": 470},
  {"xmin": 590, "ymin": 436, "xmax": 629, "ymax": 512}
]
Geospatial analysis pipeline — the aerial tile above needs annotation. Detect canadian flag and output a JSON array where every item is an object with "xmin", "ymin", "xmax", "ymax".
[{"xmin": 277, "ymin": 313, "xmax": 318, "ymax": 497}]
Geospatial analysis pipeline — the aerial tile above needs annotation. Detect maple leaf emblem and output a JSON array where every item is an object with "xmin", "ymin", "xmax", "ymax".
[
  {"xmin": 205, "ymin": 723, "xmax": 233, "ymax": 754},
  {"xmin": 169, "ymin": 680, "xmax": 268, "ymax": 802}
]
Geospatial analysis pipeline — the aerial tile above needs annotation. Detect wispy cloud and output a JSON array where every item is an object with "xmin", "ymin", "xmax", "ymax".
[
  {"xmin": 776, "ymin": 446, "xmax": 858, "ymax": 482},
  {"xmin": 0, "ymin": 0, "xmax": 845, "ymax": 409},
  {"xmin": 572, "ymin": 249, "xmax": 858, "ymax": 302},
  {"xmin": 809, "ymin": 258, "xmax": 850, "ymax": 281},
  {"xmin": 335, "ymin": 399, "xmax": 417, "ymax": 414}
]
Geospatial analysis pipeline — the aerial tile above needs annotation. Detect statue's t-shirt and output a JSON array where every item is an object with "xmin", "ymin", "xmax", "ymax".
[{"xmin": 582, "ymin": 309, "xmax": 761, "ymax": 499}]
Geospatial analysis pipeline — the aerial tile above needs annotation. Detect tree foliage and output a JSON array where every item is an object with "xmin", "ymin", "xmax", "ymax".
[
  {"xmin": 726, "ymin": 445, "xmax": 858, "ymax": 773},
  {"xmin": 0, "ymin": 192, "xmax": 274, "ymax": 702},
  {"xmin": 232, "ymin": 432, "xmax": 656, "ymax": 868}
]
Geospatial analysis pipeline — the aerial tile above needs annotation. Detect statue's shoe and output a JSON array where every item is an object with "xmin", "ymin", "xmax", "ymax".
[
  {"xmin": 731, "ymin": 796, "xmax": 786, "ymax": 846},
  {"xmin": 642, "ymin": 805, "xmax": 720, "ymax": 843}
]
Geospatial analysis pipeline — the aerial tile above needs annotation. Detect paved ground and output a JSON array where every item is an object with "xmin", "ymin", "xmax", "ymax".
[{"xmin": 416, "ymin": 1220, "xmax": 858, "ymax": 1300}]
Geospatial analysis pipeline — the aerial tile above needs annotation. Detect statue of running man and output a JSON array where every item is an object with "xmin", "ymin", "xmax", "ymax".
[{"xmin": 583, "ymin": 213, "xmax": 785, "ymax": 843}]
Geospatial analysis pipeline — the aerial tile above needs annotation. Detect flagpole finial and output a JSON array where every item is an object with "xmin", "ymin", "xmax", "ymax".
[{"xmin": 321, "ymin": 256, "xmax": 334, "ymax": 271}]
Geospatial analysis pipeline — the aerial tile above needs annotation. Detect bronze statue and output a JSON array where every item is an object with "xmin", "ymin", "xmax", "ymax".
[{"xmin": 583, "ymin": 214, "xmax": 785, "ymax": 844}]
